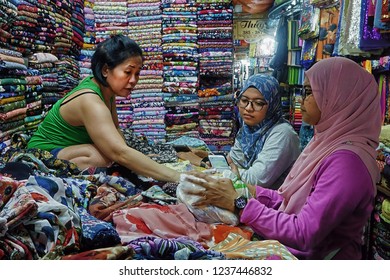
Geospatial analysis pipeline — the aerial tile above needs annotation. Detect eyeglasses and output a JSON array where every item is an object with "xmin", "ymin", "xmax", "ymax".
[
  {"xmin": 237, "ymin": 97, "xmax": 268, "ymax": 111},
  {"xmin": 302, "ymin": 86, "xmax": 313, "ymax": 100}
]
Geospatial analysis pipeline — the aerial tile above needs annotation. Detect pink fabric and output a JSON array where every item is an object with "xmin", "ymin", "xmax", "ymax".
[
  {"xmin": 112, "ymin": 203, "xmax": 212, "ymax": 244},
  {"xmin": 278, "ymin": 57, "xmax": 381, "ymax": 214}
]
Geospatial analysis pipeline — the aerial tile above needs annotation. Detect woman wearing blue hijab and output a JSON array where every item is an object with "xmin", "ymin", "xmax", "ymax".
[{"xmin": 227, "ymin": 74, "xmax": 300, "ymax": 189}]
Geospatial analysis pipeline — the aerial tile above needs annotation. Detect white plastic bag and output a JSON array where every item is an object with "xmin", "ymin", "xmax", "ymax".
[{"xmin": 176, "ymin": 174, "xmax": 239, "ymax": 225}]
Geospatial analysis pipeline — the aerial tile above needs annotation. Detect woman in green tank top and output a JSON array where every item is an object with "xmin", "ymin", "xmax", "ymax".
[{"xmin": 28, "ymin": 35, "xmax": 180, "ymax": 183}]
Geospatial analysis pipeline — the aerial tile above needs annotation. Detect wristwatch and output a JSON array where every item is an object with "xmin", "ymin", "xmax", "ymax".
[{"xmin": 234, "ymin": 196, "xmax": 248, "ymax": 214}]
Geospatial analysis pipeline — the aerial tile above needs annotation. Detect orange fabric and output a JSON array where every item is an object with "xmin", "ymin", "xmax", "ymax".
[{"xmin": 212, "ymin": 224, "xmax": 253, "ymax": 244}]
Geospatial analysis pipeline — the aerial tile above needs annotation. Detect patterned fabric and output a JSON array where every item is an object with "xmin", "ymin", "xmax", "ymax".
[
  {"xmin": 112, "ymin": 202, "xmax": 212, "ymax": 244},
  {"xmin": 0, "ymin": 175, "xmax": 20, "ymax": 210},
  {"xmin": 88, "ymin": 185, "xmax": 143, "ymax": 222},
  {"xmin": 77, "ymin": 207, "xmax": 121, "ymax": 251},
  {"xmin": 59, "ymin": 245, "xmax": 135, "ymax": 260},
  {"xmin": 211, "ymin": 233, "xmax": 298, "ymax": 260},
  {"xmin": 141, "ymin": 185, "xmax": 178, "ymax": 205},
  {"xmin": 128, "ymin": 235, "xmax": 225, "ymax": 260},
  {"xmin": 2, "ymin": 146, "xmax": 80, "ymax": 177},
  {"xmin": 122, "ymin": 129, "xmax": 177, "ymax": 163},
  {"xmin": 24, "ymin": 176, "xmax": 81, "ymax": 257}
]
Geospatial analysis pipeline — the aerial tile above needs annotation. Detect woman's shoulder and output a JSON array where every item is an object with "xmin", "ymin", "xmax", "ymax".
[
  {"xmin": 65, "ymin": 77, "xmax": 103, "ymax": 101},
  {"xmin": 75, "ymin": 76, "xmax": 100, "ymax": 92},
  {"xmin": 268, "ymin": 121, "xmax": 299, "ymax": 140},
  {"xmin": 315, "ymin": 149, "xmax": 375, "ymax": 197},
  {"xmin": 272, "ymin": 121, "xmax": 297, "ymax": 132},
  {"xmin": 319, "ymin": 150, "xmax": 372, "ymax": 181},
  {"xmin": 326, "ymin": 149, "xmax": 366, "ymax": 163}
]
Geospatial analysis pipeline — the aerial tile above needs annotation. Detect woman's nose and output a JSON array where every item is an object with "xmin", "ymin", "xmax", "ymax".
[
  {"xmin": 244, "ymin": 102, "xmax": 255, "ymax": 111},
  {"xmin": 128, "ymin": 75, "xmax": 137, "ymax": 85}
]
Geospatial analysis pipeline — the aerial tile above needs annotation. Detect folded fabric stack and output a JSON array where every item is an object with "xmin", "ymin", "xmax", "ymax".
[
  {"xmin": 0, "ymin": 48, "xmax": 29, "ymax": 150},
  {"xmin": 6, "ymin": 0, "xmax": 38, "ymax": 56},
  {"xmin": 51, "ymin": 1, "xmax": 81, "ymax": 94},
  {"xmin": 71, "ymin": 0, "xmax": 85, "ymax": 58},
  {"xmin": 373, "ymin": 57, "xmax": 390, "ymax": 124},
  {"xmin": 52, "ymin": 1, "xmax": 74, "ymax": 56},
  {"xmin": 0, "ymin": 0, "xmax": 55, "ymax": 149},
  {"xmin": 94, "ymin": 1, "xmax": 129, "ymax": 44},
  {"xmin": 28, "ymin": 52, "xmax": 61, "ymax": 114},
  {"xmin": 32, "ymin": 1, "xmax": 73, "ymax": 112},
  {"xmin": 55, "ymin": 56, "xmax": 81, "ymax": 95},
  {"xmin": 127, "ymin": 0, "xmax": 167, "ymax": 142},
  {"xmin": 164, "ymin": 94, "xmax": 200, "ymax": 142},
  {"xmin": 292, "ymin": 87, "xmax": 302, "ymax": 133},
  {"xmin": 0, "ymin": 0, "xmax": 84, "ymax": 151},
  {"xmin": 35, "ymin": 0, "xmax": 56, "ymax": 54},
  {"xmin": 196, "ymin": 0, "xmax": 236, "ymax": 153},
  {"xmin": 162, "ymin": 0, "xmax": 200, "ymax": 142},
  {"xmin": 0, "ymin": 0, "xmax": 18, "ymax": 51},
  {"xmin": 78, "ymin": 0, "xmax": 96, "ymax": 80},
  {"xmin": 93, "ymin": 1, "xmax": 130, "ymax": 130}
]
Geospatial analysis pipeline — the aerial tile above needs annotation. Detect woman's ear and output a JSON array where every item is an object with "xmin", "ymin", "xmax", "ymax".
[{"xmin": 102, "ymin": 64, "xmax": 109, "ymax": 78}]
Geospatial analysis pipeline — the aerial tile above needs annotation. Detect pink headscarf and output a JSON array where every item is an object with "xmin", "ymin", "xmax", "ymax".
[{"xmin": 278, "ymin": 57, "xmax": 381, "ymax": 214}]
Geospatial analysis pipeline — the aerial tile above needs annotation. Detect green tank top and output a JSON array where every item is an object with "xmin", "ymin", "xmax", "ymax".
[{"xmin": 27, "ymin": 76, "xmax": 106, "ymax": 151}]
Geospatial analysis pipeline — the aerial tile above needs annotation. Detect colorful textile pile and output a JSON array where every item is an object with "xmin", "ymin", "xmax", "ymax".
[
  {"xmin": 71, "ymin": 0, "xmax": 85, "ymax": 58},
  {"xmin": 196, "ymin": 0, "xmax": 236, "ymax": 152},
  {"xmin": 0, "ymin": 0, "xmax": 18, "ymax": 51},
  {"xmin": 52, "ymin": 1, "xmax": 75, "ymax": 56},
  {"xmin": 162, "ymin": 0, "xmax": 200, "ymax": 142},
  {"xmin": 127, "ymin": 0, "xmax": 166, "ymax": 141},
  {"xmin": 94, "ymin": 1, "xmax": 129, "ymax": 43},
  {"xmin": 78, "ymin": 0, "xmax": 96, "ymax": 80},
  {"xmin": 0, "ymin": 0, "xmax": 84, "ymax": 150},
  {"xmin": 0, "ymin": 48, "xmax": 30, "ymax": 150},
  {"xmin": 28, "ymin": 52, "xmax": 61, "ymax": 114},
  {"xmin": 372, "ymin": 57, "xmax": 390, "ymax": 124},
  {"xmin": 6, "ymin": 0, "xmax": 38, "ymax": 56}
]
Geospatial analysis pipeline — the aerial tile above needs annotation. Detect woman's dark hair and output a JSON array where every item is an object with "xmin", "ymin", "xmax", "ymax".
[{"xmin": 91, "ymin": 34, "xmax": 143, "ymax": 86}]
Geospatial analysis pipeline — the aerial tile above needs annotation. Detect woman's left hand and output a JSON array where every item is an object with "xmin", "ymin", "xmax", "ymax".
[{"xmin": 185, "ymin": 171, "xmax": 237, "ymax": 212}]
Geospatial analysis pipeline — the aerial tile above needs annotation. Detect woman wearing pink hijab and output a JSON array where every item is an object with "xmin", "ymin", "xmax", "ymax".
[{"xmin": 188, "ymin": 57, "xmax": 381, "ymax": 259}]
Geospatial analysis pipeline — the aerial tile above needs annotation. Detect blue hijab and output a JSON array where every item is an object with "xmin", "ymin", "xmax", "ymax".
[{"xmin": 236, "ymin": 74, "xmax": 287, "ymax": 168}]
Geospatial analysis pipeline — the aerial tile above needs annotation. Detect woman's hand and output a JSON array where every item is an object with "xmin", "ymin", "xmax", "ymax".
[
  {"xmin": 226, "ymin": 155, "xmax": 240, "ymax": 178},
  {"xmin": 185, "ymin": 171, "xmax": 237, "ymax": 212}
]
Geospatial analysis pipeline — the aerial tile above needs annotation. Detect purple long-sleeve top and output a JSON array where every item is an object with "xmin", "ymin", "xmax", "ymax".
[{"xmin": 240, "ymin": 150, "xmax": 375, "ymax": 259}]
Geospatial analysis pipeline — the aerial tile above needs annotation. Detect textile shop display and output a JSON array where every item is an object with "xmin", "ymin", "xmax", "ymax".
[
  {"xmin": 0, "ymin": 48, "xmax": 46, "ymax": 151},
  {"xmin": 0, "ymin": 0, "xmax": 84, "ymax": 152},
  {"xmin": 28, "ymin": 52, "xmax": 61, "ymax": 113},
  {"xmin": 287, "ymin": 0, "xmax": 390, "ymax": 135},
  {"xmin": 0, "ymin": 0, "xmax": 238, "ymax": 148}
]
